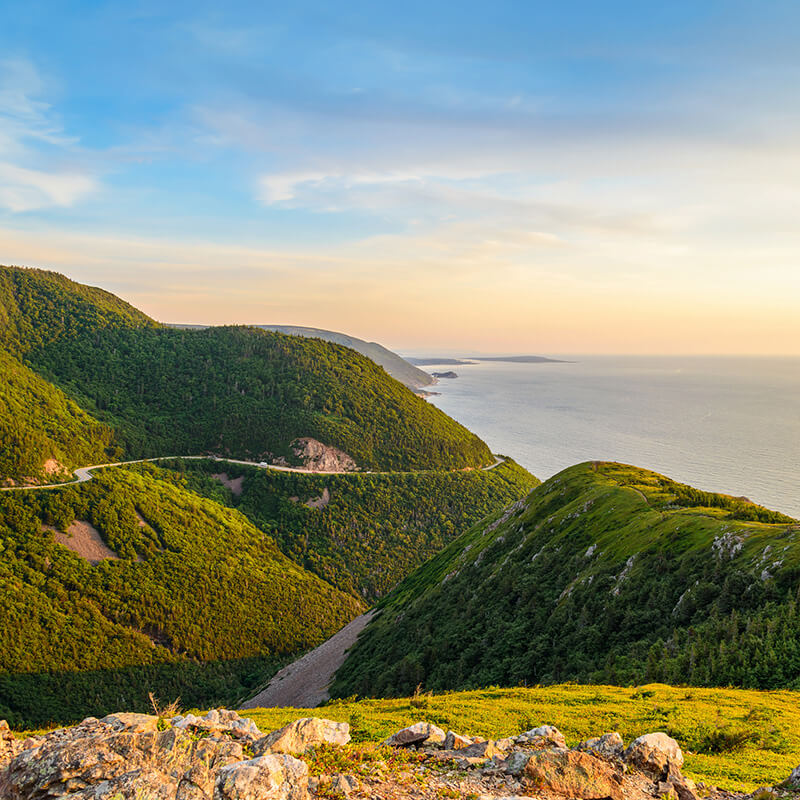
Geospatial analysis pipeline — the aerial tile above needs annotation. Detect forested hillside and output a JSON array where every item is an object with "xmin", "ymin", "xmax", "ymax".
[
  {"xmin": 0, "ymin": 467, "xmax": 363, "ymax": 727},
  {"xmin": 333, "ymin": 461, "xmax": 800, "ymax": 698},
  {"xmin": 0, "ymin": 351, "xmax": 117, "ymax": 483},
  {"xmin": 0, "ymin": 265, "xmax": 493, "ymax": 476},
  {"xmin": 150, "ymin": 457, "xmax": 538, "ymax": 601}
]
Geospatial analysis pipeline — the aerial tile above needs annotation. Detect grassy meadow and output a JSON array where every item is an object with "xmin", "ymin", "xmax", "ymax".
[{"xmin": 240, "ymin": 683, "xmax": 800, "ymax": 791}]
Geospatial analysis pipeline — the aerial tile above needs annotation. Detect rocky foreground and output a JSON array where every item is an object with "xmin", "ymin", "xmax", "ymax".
[{"xmin": 2, "ymin": 710, "xmax": 800, "ymax": 799}]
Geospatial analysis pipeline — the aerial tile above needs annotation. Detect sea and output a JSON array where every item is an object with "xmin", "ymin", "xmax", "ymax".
[{"xmin": 419, "ymin": 356, "xmax": 800, "ymax": 519}]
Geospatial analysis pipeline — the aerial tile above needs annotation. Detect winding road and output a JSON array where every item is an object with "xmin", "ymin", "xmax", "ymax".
[{"xmin": 0, "ymin": 454, "xmax": 506, "ymax": 493}]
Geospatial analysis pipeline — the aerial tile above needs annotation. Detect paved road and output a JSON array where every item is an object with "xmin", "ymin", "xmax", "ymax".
[{"xmin": 1, "ymin": 453, "xmax": 506, "ymax": 493}]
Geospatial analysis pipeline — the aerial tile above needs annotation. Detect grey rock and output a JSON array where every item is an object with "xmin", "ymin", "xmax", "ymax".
[
  {"xmin": 214, "ymin": 754, "xmax": 309, "ymax": 799},
  {"xmin": 383, "ymin": 721, "xmax": 446, "ymax": 747}
]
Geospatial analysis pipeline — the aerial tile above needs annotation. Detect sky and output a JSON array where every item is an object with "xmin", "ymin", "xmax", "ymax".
[{"xmin": 1, "ymin": 1, "xmax": 799, "ymax": 355}]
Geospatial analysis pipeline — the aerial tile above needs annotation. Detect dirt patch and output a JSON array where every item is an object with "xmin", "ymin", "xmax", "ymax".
[
  {"xmin": 134, "ymin": 510, "xmax": 148, "ymax": 527},
  {"xmin": 46, "ymin": 521, "xmax": 119, "ymax": 565},
  {"xmin": 292, "ymin": 437, "xmax": 357, "ymax": 472},
  {"xmin": 42, "ymin": 459, "xmax": 65, "ymax": 476},
  {"xmin": 305, "ymin": 487, "xmax": 331, "ymax": 509},
  {"xmin": 241, "ymin": 611, "xmax": 375, "ymax": 709},
  {"xmin": 211, "ymin": 472, "xmax": 244, "ymax": 496}
]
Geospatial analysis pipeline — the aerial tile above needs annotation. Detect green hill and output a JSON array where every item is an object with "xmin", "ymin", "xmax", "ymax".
[
  {"xmin": 252, "ymin": 325, "xmax": 434, "ymax": 391},
  {"xmin": 0, "ymin": 457, "xmax": 539, "ymax": 728},
  {"xmin": 332, "ymin": 461, "xmax": 800, "ymax": 698},
  {"xmin": 0, "ymin": 351, "xmax": 117, "ymax": 484},
  {"xmin": 0, "ymin": 265, "xmax": 493, "ymax": 477},
  {"xmin": 0, "ymin": 466, "xmax": 363, "ymax": 728},
  {"xmin": 151, "ymin": 457, "xmax": 539, "ymax": 601}
]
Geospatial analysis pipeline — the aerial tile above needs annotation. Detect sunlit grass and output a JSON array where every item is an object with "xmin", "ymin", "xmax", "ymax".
[{"xmin": 242, "ymin": 683, "xmax": 800, "ymax": 792}]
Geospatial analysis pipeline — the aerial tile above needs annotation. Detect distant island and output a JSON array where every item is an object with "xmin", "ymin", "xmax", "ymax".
[
  {"xmin": 409, "ymin": 355, "xmax": 568, "ymax": 365},
  {"xmin": 471, "ymin": 355, "xmax": 570, "ymax": 364},
  {"xmin": 407, "ymin": 358, "xmax": 477, "ymax": 366},
  {"xmin": 431, "ymin": 371, "xmax": 458, "ymax": 379}
]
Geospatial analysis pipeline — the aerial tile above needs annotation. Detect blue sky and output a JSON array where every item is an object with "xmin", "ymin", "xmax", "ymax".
[{"xmin": 1, "ymin": 1, "xmax": 799, "ymax": 352}]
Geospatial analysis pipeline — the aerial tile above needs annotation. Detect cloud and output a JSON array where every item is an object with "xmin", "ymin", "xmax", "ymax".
[
  {"xmin": 0, "ymin": 163, "xmax": 97, "ymax": 212},
  {"xmin": 0, "ymin": 58, "xmax": 98, "ymax": 211}
]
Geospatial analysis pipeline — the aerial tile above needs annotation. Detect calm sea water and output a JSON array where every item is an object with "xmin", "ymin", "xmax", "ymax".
[{"xmin": 421, "ymin": 356, "xmax": 800, "ymax": 519}]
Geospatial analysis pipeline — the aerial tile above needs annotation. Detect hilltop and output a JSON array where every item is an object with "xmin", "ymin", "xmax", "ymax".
[
  {"xmin": 333, "ymin": 461, "xmax": 800, "ymax": 699},
  {"xmin": 0, "ymin": 265, "xmax": 492, "ymax": 482},
  {"xmin": 255, "ymin": 325, "xmax": 435, "ymax": 391}
]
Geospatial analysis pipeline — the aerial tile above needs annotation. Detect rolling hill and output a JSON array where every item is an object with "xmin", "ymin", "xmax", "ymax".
[
  {"xmin": 332, "ymin": 461, "xmax": 800, "ymax": 698},
  {"xmin": 255, "ymin": 325, "xmax": 434, "ymax": 390},
  {"xmin": 0, "ymin": 466, "xmax": 363, "ymax": 728},
  {"xmin": 152, "ymin": 456, "xmax": 538, "ymax": 602},
  {"xmin": 0, "ymin": 265, "xmax": 492, "ymax": 481}
]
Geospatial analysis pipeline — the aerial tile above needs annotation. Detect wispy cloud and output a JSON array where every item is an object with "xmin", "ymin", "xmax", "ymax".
[{"xmin": 0, "ymin": 58, "xmax": 98, "ymax": 212}]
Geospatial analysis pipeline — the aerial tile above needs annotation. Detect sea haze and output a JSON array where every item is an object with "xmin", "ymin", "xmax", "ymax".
[{"xmin": 420, "ymin": 356, "xmax": 800, "ymax": 519}]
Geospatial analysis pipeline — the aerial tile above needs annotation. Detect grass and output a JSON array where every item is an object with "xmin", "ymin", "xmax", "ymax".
[{"xmin": 239, "ymin": 683, "xmax": 800, "ymax": 792}]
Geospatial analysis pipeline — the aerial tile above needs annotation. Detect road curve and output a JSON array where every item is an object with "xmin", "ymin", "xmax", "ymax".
[{"xmin": 1, "ymin": 454, "xmax": 506, "ymax": 493}]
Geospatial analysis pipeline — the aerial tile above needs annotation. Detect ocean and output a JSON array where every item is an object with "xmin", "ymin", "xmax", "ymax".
[{"xmin": 422, "ymin": 356, "xmax": 800, "ymax": 519}]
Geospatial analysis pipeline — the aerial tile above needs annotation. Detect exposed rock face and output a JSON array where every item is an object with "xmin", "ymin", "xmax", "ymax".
[
  {"xmin": 253, "ymin": 717, "xmax": 350, "ymax": 756},
  {"xmin": 291, "ymin": 437, "xmax": 356, "ymax": 472},
  {"xmin": 625, "ymin": 732, "xmax": 684, "ymax": 773},
  {"xmin": 383, "ymin": 721, "xmax": 446, "ymax": 747},
  {"xmin": 214, "ymin": 754, "xmax": 309, "ymax": 799},
  {"xmin": 523, "ymin": 749, "xmax": 626, "ymax": 800}
]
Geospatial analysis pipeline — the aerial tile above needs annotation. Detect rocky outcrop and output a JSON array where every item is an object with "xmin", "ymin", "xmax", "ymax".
[
  {"xmin": 253, "ymin": 717, "xmax": 350, "ymax": 756},
  {"xmin": 0, "ymin": 712, "xmax": 751, "ymax": 800},
  {"xmin": 291, "ymin": 438, "xmax": 356, "ymax": 472},
  {"xmin": 0, "ymin": 710, "xmax": 298, "ymax": 800}
]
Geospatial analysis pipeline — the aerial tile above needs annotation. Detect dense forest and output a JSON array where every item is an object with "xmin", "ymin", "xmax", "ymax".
[
  {"xmin": 0, "ymin": 458, "xmax": 538, "ymax": 727},
  {"xmin": 0, "ymin": 351, "xmax": 118, "ymax": 482},
  {"xmin": 151, "ymin": 457, "xmax": 538, "ymax": 601},
  {"xmin": 332, "ymin": 461, "xmax": 800, "ymax": 698},
  {"xmin": 0, "ymin": 265, "xmax": 492, "ymax": 480},
  {"xmin": 0, "ymin": 468, "xmax": 363, "ymax": 727}
]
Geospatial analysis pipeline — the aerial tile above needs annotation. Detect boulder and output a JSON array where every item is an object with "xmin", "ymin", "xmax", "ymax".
[
  {"xmin": 523, "ymin": 749, "xmax": 624, "ymax": 800},
  {"xmin": 516, "ymin": 724, "xmax": 567, "ymax": 748},
  {"xmin": 254, "ymin": 717, "xmax": 350, "ymax": 756},
  {"xmin": 577, "ymin": 731, "xmax": 625, "ymax": 759},
  {"xmin": 503, "ymin": 751, "xmax": 532, "ymax": 776},
  {"xmin": 444, "ymin": 730, "xmax": 473, "ymax": 750},
  {"xmin": 383, "ymin": 721, "xmax": 446, "ymax": 747},
  {"xmin": 214, "ymin": 754, "xmax": 309, "ymax": 799},
  {"xmin": 624, "ymin": 732, "xmax": 684, "ymax": 773}
]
